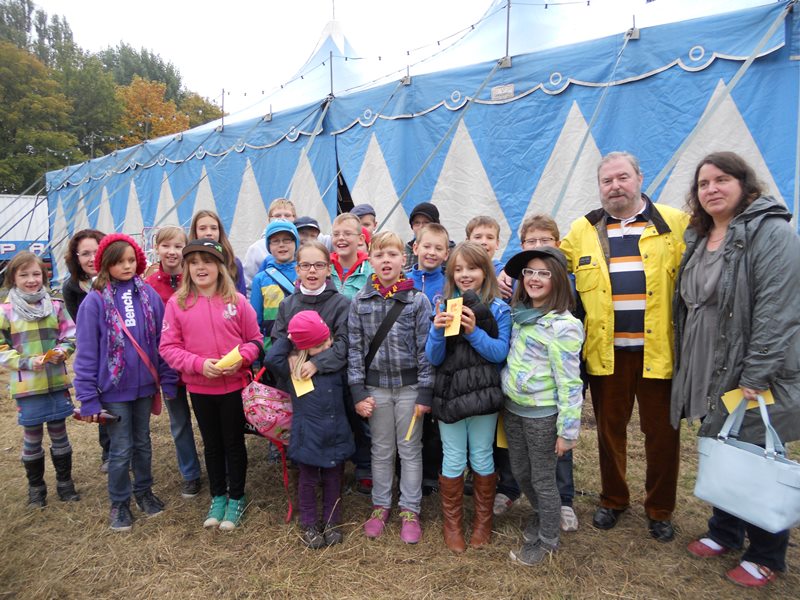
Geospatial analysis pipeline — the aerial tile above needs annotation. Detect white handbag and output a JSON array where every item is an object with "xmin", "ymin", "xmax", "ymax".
[{"xmin": 694, "ymin": 396, "xmax": 800, "ymax": 534}]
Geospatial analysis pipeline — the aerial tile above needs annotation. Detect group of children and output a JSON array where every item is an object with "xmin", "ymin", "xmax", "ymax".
[{"xmin": 0, "ymin": 199, "xmax": 585, "ymax": 566}]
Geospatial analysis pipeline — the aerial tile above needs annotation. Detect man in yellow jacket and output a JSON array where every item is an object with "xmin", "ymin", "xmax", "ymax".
[{"xmin": 560, "ymin": 151, "xmax": 688, "ymax": 542}]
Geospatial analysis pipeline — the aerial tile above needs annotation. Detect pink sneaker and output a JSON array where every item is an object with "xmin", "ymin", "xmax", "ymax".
[
  {"xmin": 399, "ymin": 508, "xmax": 422, "ymax": 544},
  {"xmin": 364, "ymin": 506, "xmax": 390, "ymax": 538}
]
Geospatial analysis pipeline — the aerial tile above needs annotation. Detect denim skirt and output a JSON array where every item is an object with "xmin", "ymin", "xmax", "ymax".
[{"xmin": 16, "ymin": 389, "xmax": 74, "ymax": 426}]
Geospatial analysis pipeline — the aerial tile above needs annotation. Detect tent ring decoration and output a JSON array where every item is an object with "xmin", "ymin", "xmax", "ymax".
[
  {"xmin": 689, "ymin": 45, "xmax": 705, "ymax": 61},
  {"xmin": 549, "ymin": 72, "xmax": 563, "ymax": 86}
]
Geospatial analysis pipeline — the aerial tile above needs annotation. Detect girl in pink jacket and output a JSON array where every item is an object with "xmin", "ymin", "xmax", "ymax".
[{"xmin": 160, "ymin": 240, "xmax": 261, "ymax": 531}]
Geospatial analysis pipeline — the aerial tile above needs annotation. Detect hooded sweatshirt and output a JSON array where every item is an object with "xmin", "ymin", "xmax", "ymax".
[
  {"xmin": 73, "ymin": 278, "xmax": 178, "ymax": 416},
  {"xmin": 250, "ymin": 220, "xmax": 299, "ymax": 349},
  {"xmin": 330, "ymin": 250, "xmax": 373, "ymax": 300},
  {"xmin": 408, "ymin": 264, "xmax": 446, "ymax": 306}
]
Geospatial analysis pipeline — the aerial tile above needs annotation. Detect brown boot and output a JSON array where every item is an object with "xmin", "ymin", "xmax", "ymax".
[
  {"xmin": 438, "ymin": 474, "xmax": 466, "ymax": 553},
  {"xmin": 470, "ymin": 472, "xmax": 497, "ymax": 548}
]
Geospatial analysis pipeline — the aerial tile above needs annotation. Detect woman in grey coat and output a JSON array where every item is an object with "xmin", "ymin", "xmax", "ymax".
[{"xmin": 671, "ymin": 151, "xmax": 800, "ymax": 588}]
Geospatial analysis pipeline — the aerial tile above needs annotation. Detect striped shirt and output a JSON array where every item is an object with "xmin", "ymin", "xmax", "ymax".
[{"xmin": 607, "ymin": 206, "xmax": 649, "ymax": 350}]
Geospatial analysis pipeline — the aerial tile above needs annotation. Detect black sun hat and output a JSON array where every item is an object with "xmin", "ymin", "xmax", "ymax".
[{"xmin": 504, "ymin": 246, "xmax": 567, "ymax": 280}]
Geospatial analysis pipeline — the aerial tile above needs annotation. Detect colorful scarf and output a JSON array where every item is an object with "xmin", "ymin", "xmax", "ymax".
[
  {"xmin": 101, "ymin": 277, "xmax": 156, "ymax": 386},
  {"xmin": 370, "ymin": 273, "xmax": 414, "ymax": 299},
  {"xmin": 8, "ymin": 287, "xmax": 53, "ymax": 322}
]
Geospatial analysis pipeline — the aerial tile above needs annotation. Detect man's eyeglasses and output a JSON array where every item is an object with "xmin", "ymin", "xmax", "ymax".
[
  {"xmin": 297, "ymin": 262, "xmax": 328, "ymax": 272},
  {"xmin": 521, "ymin": 268, "xmax": 552, "ymax": 280}
]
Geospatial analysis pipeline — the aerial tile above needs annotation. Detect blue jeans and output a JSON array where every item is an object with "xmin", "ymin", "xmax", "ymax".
[
  {"xmin": 439, "ymin": 413, "xmax": 497, "ymax": 478},
  {"xmin": 165, "ymin": 387, "xmax": 201, "ymax": 481},
  {"xmin": 103, "ymin": 397, "xmax": 154, "ymax": 503}
]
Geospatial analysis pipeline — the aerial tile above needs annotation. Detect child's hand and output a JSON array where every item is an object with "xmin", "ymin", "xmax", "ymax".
[
  {"xmin": 48, "ymin": 349, "xmax": 66, "ymax": 364},
  {"xmin": 555, "ymin": 436, "xmax": 577, "ymax": 457},
  {"xmin": 299, "ymin": 361, "xmax": 317, "ymax": 379},
  {"xmin": 498, "ymin": 270, "xmax": 514, "ymax": 299},
  {"xmin": 355, "ymin": 397, "xmax": 375, "ymax": 418},
  {"xmin": 415, "ymin": 403, "xmax": 431, "ymax": 415},
  {"xmin": 460, "ymin": 306, "xmax": 476, "ymax": 335},
  {"xmin": 202, "ymin": 359, "xmax": 223, "ymax": 379},
  {"xmin": 432, "ymin": 303, "xmax": 452, "ymax": 330},
  {"xmin": 220, "ymin": 359, "xmax": 242, "ymax": 376},
  {"xmin": 32, "ymin": 356, "xmax": 46, "ymax": 371}
]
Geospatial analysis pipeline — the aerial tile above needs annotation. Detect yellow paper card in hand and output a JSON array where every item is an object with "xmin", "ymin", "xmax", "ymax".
[
  {"xmin": 291, "ymin": 375, "xmax": 314, "ymax": 397},
  {"xmin": 721, "ymin": 388, "xmax": 775, "ymax": 414},
  {"xmin": 43, "ymin": 348, "xmax": 60, "ymax": 362},
  {"xmin": 496, "ymin": 413, "xmax": 508, "ymax": 449},
  {"xmin": 215, "ymin": 345, "xmax": 242, "ymax": 369},
  {"xmin": 444, "ymin": 297, "xmax": 463, "ymax": 337}
]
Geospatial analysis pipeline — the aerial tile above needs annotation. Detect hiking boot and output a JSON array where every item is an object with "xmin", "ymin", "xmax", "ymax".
[
  {"xmin": 23, "ymin": 457, "xmax": 47, "ymax": 508},
  {"xmin": 51, "ymin": 450, "xmax": 80, "ymax": 502},
  {"xmin": 399, "ymin": 508, "xmax": 422, "ymax": 544},
  {"xmin": 493, "ymin": 492, "xmax": 514, "ymax": 516},
  {"xmin": 135, "ymin": 489, "xmax": 165, "ymax": 517},
  {"xmin": 560, "ymin": 506, "xmax": 579, "ymax": 532},
  {"xmin": 509, "ymin": 540, "xmax": 558, "ymax": 566},
  {"xmin": 301, "ymin": 524, "xmax": 326, "ymax": 549},
  {"xmin": 204, "ymin": 495, "xmax": 228, "ymax": 528},
  {"xmin": 364, "ymin": 506, "xmax": 390, "ymax": 538},
  {"xmin": 219, "ymin": 496, "xmax": 247, "ymax": 531},
  {"xmin": 181, "ymin": 478, "xmax": 202, "ymax": 498},
  {"xmin": 109, "ymin": 500, "xmax": 134, "ymax": 531},
  {"xmin": 323, "ymin": 525, "xmax": 344, "ymax": 546}
]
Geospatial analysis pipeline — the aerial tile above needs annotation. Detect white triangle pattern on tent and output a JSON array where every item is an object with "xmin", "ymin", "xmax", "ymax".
[
  {"xmin": 526, "ymin": 101, "xmax": 603, "ymax": 236},
  {"xmin": 96, "ymin": 187, "xmax": 115, "ymax": 233},
  {"xmin": 351, "ymin": 133, "xmax": 409, "ymax": 236},
  {"xmin": 155, "ymin": 170, "xmax": 181, "ymax": 227},
  {"xmin": 230, "ymin": 158, "xmax": 269, "ymax": 258},
  {"xmin": 72, "ymin": 198, "xmax": 90, "ymax": 236},
  {"xmin": 190, "ymin": 166, "xmax": 218, "ymax": 228},
  {"xmin": 431, "ymin": 120, "xmax": 513, "ymax": 255},
  {"xmin": 657, "ymin": 79, "xmax": 783, "ymax": 210},
  {"xmin": 122, "ymin": 184, "xmax": 145, "ymax": 242},
  {"xmin": 51, "ymin": 198, "xmax": 69, "ymax": 283},
  {"xmin": 288, "ymin": 151, "xmax": 332, "ymax": 233}
]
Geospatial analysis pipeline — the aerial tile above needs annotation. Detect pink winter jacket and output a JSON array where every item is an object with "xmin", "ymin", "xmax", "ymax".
[{"xmin": 160, "ymin": 293, "xmax": 262, "ymax": 394}]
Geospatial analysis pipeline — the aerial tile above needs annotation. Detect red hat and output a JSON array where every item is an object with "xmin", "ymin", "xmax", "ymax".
[
  {"xmin": 287, "ymin": 310, "xmax": 330, "ymax": 350},
  {"xmin": 361, "ymin": 226, "xmax": 371, "ymax": 246},
  {"xmin": 94, "ymin": 233, "xmax": 147, "ymax": 275}
]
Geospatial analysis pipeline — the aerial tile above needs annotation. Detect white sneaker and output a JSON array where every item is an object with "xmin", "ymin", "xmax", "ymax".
[
  {"xmin": 493, "ymin": 492, "xmax": 514, "ymax": 516},
  {"xmin": 560, "ymin": 506, "xmax": 579, "ymax": 532}
]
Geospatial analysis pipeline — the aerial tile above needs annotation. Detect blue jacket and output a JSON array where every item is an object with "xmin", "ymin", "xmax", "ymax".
[
  {"xmin": 265, "ymin": 337, "xmax": 355, "ymax": 468},
  {"xmin": 250, "ymin": 256, "xmax": 297, "ymax": 349},
  {"xmin": 408, "ymin": 264, "xmax": 446, "ymax": 306}
]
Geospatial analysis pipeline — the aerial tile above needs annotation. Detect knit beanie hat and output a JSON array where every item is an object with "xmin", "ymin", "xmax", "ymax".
[
  {"xmin": 409, "ymin": 202, "xmax": 440, "ymax": 225},
  {"xmin": 94, "ymin": 233, "xmax": 147, "ymax": 275},
  {"xmin": 287, "ymin": 310, "xmax": 330, "ymax": 350},
  {"xmin": 265, "ymin": 220, "xmax": 299, "ymax": 247}
]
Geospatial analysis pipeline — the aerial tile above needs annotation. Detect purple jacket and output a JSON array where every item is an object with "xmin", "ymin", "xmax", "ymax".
[{"xmin": 73, "ymin": 279, "xmax": 178, "ymax": 415}]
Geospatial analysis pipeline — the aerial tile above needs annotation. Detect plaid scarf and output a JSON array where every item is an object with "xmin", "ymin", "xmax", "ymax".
[
  {"xmin": 100, "ymin": 277, "xmax": 156, "ymax": 386},
  {"xmin": 370, "ymin": 273, "xmax": 414, "ymax": 299}
]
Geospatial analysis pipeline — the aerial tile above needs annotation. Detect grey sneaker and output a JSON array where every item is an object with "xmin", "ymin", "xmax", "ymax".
[
  {"xmin": 509, "ymin": 540, "xmax": 558, "ymax": 566},
  {"xmin": 134, "ymin": 490, "xmax": 165, "ymax": 517},
  {"xmin": 110, "ymin": 500, "xmax": 134, "ymax": 531},
  {"xmin": 522, "ymin": 514, "xmax": 540, "ymax": 543},
  {"xmin": 323, "ymin": 525, "xmax": 344, "ymax": 546},
  {"xmin": 181, "ymin": 478, "xmax": 202, "ymax": 498},
  {"xmin": 302, "ymin": 524, "xmax": 326, "ymax": 549}
]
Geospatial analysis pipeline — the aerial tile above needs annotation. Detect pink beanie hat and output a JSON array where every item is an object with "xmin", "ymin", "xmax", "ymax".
[
  {"xmin": 288, "ymin": 310, "xmax": 330, "ymax": 350},
  {"xmin": 94, "ymin": 233, "xmax": 147, "ymax": 275}
]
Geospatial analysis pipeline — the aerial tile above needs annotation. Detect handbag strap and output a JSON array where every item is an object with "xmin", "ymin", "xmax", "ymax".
[
  {"xmin": 720, "ymin": 395, "xmax": 786, "ymax": 456},
  {"xmin": 115, "ymin": 307, "xmax": 161, "ymax": 388},
  {"xmin": 364, "ymin": 299, "xmax": 405, "ymax": 371}
]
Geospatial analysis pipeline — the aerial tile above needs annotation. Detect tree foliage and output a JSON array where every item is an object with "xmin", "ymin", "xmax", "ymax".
[
  {"xmin": 99, "ymin": 42, "xmax": 182, "ymax": 102},
  {"xmin": 178, "ymin": 91, "xmax": 224, "ymax": 128},
  {"xmin": 116, "ymin": 76, "xmax": 189, "ymax": 146}
]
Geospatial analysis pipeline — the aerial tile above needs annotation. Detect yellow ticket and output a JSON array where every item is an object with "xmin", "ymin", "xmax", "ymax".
[
  {"xmin": 721, "ymin": 388, "xmax": 775, "ymax": 413},
  {"xmin": 292, "ymin": 375, "xmax": 314, "ymax": 397},
  {"xmin": 444, "ymin": 297, "xmax": 463, "ymax": 337},
  {"xmin": 43, "ymin": 348, "xmax": 60, "ymax": 362},
  {"xmin": 215, "ymin": 345, "xmax": 242, "ymax": 369}
]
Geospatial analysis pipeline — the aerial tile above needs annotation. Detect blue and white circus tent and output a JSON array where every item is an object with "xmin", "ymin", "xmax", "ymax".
[{"xmin": 45, "ymin": 1, "xmax": 800, "ymax": 282}]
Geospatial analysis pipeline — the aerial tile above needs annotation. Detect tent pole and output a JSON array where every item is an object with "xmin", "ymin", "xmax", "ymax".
[
  {"xmin": 794, "ymin": 59, "xmax": 800, "ymax": 229},
  {"xmin": 505, "ymin": 0, "xmax": 511, "ymax": 60}
]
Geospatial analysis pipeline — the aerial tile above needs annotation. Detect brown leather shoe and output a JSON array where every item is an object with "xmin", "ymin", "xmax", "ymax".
[
  {"xmin": 469, "ymin": 472, "xmax": 497, "ymax": 548},
  {"xmin": 438, "ymin": 474, "xmax": 466, "ymax": 553}
]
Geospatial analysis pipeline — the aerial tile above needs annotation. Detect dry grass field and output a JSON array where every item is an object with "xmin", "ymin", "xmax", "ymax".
[{"xmin": 0, "ymin": 366, "xmax": 797, "ymax": 600}]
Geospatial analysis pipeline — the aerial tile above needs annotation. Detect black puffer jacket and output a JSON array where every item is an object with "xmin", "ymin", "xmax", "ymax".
[{"xmin": 432, "ymin": 291, "xmax": 505, "ymax": 423}]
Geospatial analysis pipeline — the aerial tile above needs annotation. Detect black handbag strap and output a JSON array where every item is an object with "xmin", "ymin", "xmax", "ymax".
[{"xmin": 364, "ymin": 300, "xmax": 405, "ymax": 371}]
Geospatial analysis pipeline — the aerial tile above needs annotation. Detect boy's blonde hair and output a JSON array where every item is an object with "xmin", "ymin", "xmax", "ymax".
[
  {"xmin": 369, "ymin": 231, "xmax": 404, "ymax": 253},
  {"xmin": 443, "ymin": 242, "xmax": 500, "ymax": 305},
  {"xmin": 175, "ymin": 255, "xmax": 238, "ymax": 309},
  {"xmin": 268, "ymin": 198, "xmax": 296, "ymax": 219},
  {"xmin": 332, "ymin": 213, "xmax": 361, "ymax": 230},
  {"xmin": 416, "ymin": 223, "xmax": 450, "ymax": 245},
  {"xmin": 519, "ymin": 214, "xmax": 560, "ymax": 242},
  {"xmin": 153, "ymin": 226, "xmax": 188, "ymax": 246},
  {"xmin": 465, "ymin": 216, "xmax": 500, "ymax": 240}
]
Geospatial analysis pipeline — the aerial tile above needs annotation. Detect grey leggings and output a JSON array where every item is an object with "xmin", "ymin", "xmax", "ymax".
[{"xmin": 503, "ymin": 410, "xmax": 560, "ymax": 546}]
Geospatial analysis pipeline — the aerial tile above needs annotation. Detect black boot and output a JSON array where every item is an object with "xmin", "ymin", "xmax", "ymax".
[
  {"xmin": 51, "ymin": 449, "xmax": 80, "ymax": 502},
  {"xmin": 23, "ymin": 456, "xmax": 47, "ymax": 508}
]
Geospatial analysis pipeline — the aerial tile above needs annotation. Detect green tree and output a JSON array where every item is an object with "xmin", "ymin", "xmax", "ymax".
[
  {"xmin": 0, "ymin": 41, "xmax": 79, "ymax": 194},
  {"xmin": 178, "ymin": 91, "xmax": 223, "ymax": 128},
  {"xmin": 0, "ymin": 0, "xmax": 33, "ymax": 49},
  {"xmin": 99, "ymin": 42, "xmax": 182, "ymax": 102}
]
